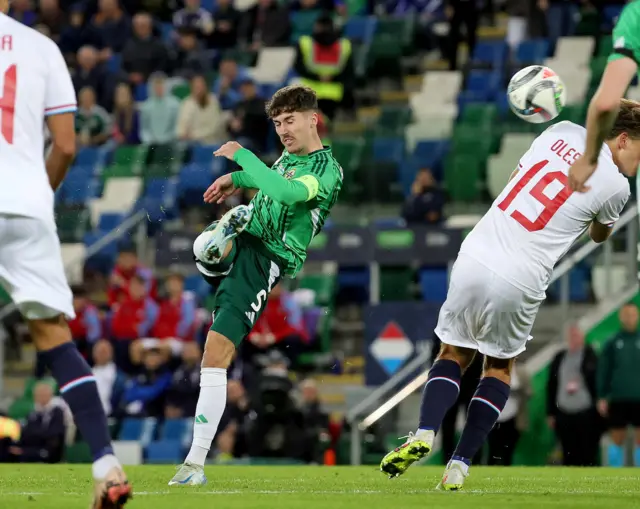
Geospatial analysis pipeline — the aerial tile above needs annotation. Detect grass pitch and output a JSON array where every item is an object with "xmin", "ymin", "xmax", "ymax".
[{"xmin": 0, "ymin": 465, "xmax": 639, "ymax": 509}]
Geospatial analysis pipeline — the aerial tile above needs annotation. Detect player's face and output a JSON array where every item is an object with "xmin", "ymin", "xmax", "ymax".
[
  {"xmin": 272, "ymin": 111, "xmax": 317, "ymax": 154},
  {"xmin": 613, "ymin": 134, "xmax": 640, "ymax": 177}
]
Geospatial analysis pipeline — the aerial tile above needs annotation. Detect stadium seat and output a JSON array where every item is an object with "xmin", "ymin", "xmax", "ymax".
[
  {"xmin": 405, "ymin": 118, "xmax": 454, "ymax": 145},
  {"xmin": 65, "ymin": 442, "xmax": 93, "ymax": 463},
  {"xmin": 98, "ymin": 212, "xmax": 126, "ymax": 231},
  {"xmin": 252, "ymin": 47, "xmax": 296, "ymax": 84},
  {"xmin": 57, "ymin": 207, "xmax": 91, "ymax": 243},
  {"xmin": 555, "ymin": 37, "xmax": 595, "ymax": 68},
  {"xmin": 178, "ymin": 163, "xmax": 216, "ymax": 205},
  {"xmin": 74, "ymin": 147, "xmax": 100, "ymax": 168},
  {"xmin": 190, "ymin": 144, "xmax": 220, "ymax": 164},
  {"xmin": 596, "ymin": 35, "xmax": 613, "ymax": 58},
  {"xmin": 171, "ymin": 82, "xmax": 191, "ymax": 100},
  {"xmin": 290, "ymin": 10, "xmax": 322, "ymax": 43},
  {"xmin": 360, "ymin": 161, "xmax": 403, "ymax": 203},
  {"xmin": 60, "ymin": 175, "xmax": 99, "ymax": 205},
  {"xmin": 146, "ymin": 440, "xmax": 183, "ymax": 464},
  {"xmin": 8, "ymin": 398, "xmax": 32, "ymax": 420},
  {"xmin": 419, "ymin": 268, "xmax": 449, "ymax": 302},
  {"xmin": 159, "ymin": 419, "xmax": 191, "ymax": 441},
  {"xmin": 444, "ymin": 154, "xmax": 483, "ymax": 202},
  {"xmin": 380, "ymin": 267, "xmax": 414, "ymax": 301},
  {"xmin": 330, "ymin": 138, "xmax": 364, "ymax": 174},
  {"xmin": 375, "ymin": 17, "xmax": 414, "ymax": 51},
  {"xmin": 82, "ymin": 230, "xmax": 120, "ymax": 272},
  {"xmin": 420, "ymin": 71, "xmax": 463, "ymax": 104},
  {"xmin": 107, "ymin": 53, "xmax": 122, "ymax": 73},
  {"xmin": 515, "ymin": 39, "xmax": 549, "ymax": 64},
  {"xmin": 298, "ymin": 274, "xmax": 336, "ymax": 307},
  {"xmin": 184, "ymin": 274, "xmax": 211, "ymax": 302},
  {"xmin": 377, "ymin": 106, "xmax": 412, "ymax": 134},
  {"xmin": 371, "ymin": 137, "xmax": 404, "ymax": 164},
  {"xmin": 147, "ymin": 143, "xmax": 185, "ymax": 169},
  {"xmin": 601, "ymin": 6, "xmax": 624, "ymax": 31},
  {"xmin": 460, "ymin": 103, "xmax": 498, "ymax": 126},
  {"xmin": 465, "ymin": 70, "xmax": 500, "ymax": 100},
  {"xmin": 343, "ymin": 16, "xmax": 377, "ymax": 44},
  {"xmin": 470, "ymin": 41, "xmax": 507, "ymax": 68},
  {"xmin": 62, "ymin": 243, "xmax": 87, "ymax": 285},
  {"xmin": 118, "ymin": 418, "xmax": 157, "ymax": 445}
]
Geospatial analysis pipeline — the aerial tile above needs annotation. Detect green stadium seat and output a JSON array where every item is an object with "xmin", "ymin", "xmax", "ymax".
[
  {"xmin": 444, "ymin": 154, "xmax": 482, "ymax": 202},
  {"xmin": 8, "ymin": 398, "xmax": 32, "ymax": 420},
  {"xmin": 597, "ymin": 35, "xmax": 612, "ymax": 58},
  {"xmin": 290, "ymin": 10, "xmax": 322, "ymax": 43},
  {"xmin": 298, "ymin": 274, "xmax": 336, "ymax": 307},
  {"xmin": 452, "ymin": 125, "xmax": 493, "ymax": 159},
  {"xmin": 365, "ymin": 36, "xmax": 403, "ymax": 78},
  {"xmin": 589, "ymin": 56, "xmax": 608, "ymax": 86},
  {"xmin": 112, "ymin": 145, "xmax": 148, "ymax": 172},
  {"xmin": 380, "ymin": 266, "xmax": 414, "ymax": 302},
  {"xmin": 147, "ymin": 143, "xmax": 185, "ymax": 169},
  {"xmin": 57, "ymin": 207, "xmax": 90, "ymax": 243},
  {"xmin": 378, "ymin": 106, "xmax": 412, "ymax": 133},
  {"xmin": 101, "ymin": 163, "xmax": 137, "ymax": 180},
  {"xmin": 360, "ymin": 161, "xmax": 403, "ymax": 203},
  {"xmin": 143, "ymin": 164, "xmax": 175, "ymax": 179},
  {"xmin": 330, "ymin": 138, "xmax": 364, "ymax": 174},
  {"xmin": 65, "ymin": 442, "xmax": 92, "ymax": 463},
  {"xmin": 375, "ymin": 17, "xmax": 415, "ymax": 51},
  {"xmin": 461, "ymin": 103, "xmax": 498, "ymax": 126},
  {"xmin": 222, "ymin": 49, "xmax": 257, "ymax": 67},
  {"xmin": 171, "ymin": 83, "xmax": 190, "ymax": 100}
]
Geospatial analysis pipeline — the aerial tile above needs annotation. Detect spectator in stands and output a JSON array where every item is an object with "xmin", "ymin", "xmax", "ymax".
[
  {"xmin": 228, "ymin": 79, "xmax": 270, "ymax": 153},
  {"xmin": 209, "ymin": 0, "xmax": 240, "ymax": 49},
  {"xmin": 294, "ymin": 15, "xmax": 353, "ymax": 120},
  {"xmin": 9, "ymin": 0, "xmax": 37, "ymax": 27},
  {"xmin": 401, "ymin": 168, "xmax": 445, "ymax": 225},
  {"xmin": 446, "ymin": 0, "xmax": 479, "ymax": 70},
  {"xmin": 75, "ymin": 87, "xmax": 112, "ymax": 148},
  {"xmin": 121, "ymin": 348, "xmax": 172, "ymax": 418},
  {"xmin": 92, "ymin": 340, "xmax": 126, "ymax": 417},
  {"xmin": 90, "ymin": 0, "xmax": 131, "ymax": 55},
  {"xmin": 68, "ymin": 285, "xmax": 102, "ymax": 359},
  {"xmin": 176, "ymin": 74, "xmax": 226, "ymax": 144},
  {"xmin": 72, "ymin": 46, "xmax": 112, "ymax": 110},
  {"xmin": 547, "ymin": 325, "xmax": 600, "ymax": 466},
  {"xmin": 298, "ymin": 379, "xmax": 330, "ymax": 464},
  {"xmin": 213, "ymin": 57, "xmax": 251, "ymax": 110},
  {"xmin": 152, "ymin": 273, "xmax": 197, "ymax": 340},
  {"xmin": 172, "ymin": 27, "xmax": 212, "ymax": 78},
  {"xmin": 243, "ymin": 283, "xmax": 309, "ymax": 365},
  {"xmin": 538, "ymin": 0, "xmax": 578, "ymax": 49},
  {"xmin": 122, "ymin": 12, "xmax": 169, "ymax": 86},
  {"xmin": 487, "ymin": 363, "xmax": 530, "ymax": 466},
  {"xmin": 216, "ymin": 379, "xmax": 252, "ymax": 460},
  {"xmin": 112, "ymin": 82, "xmax": 141, "ymax": 145},
  {"xmin": 38, "ymin": 0, "xmax": 66, "ymax": 41},
  {"xmin": 108, "ymin": 246, "xmax": 157, "ymax": 305},
  {"xmin": 165, "ymin": 342, "xmax": 203, "ymax": 418},
  {"xmin": 58, "ymin": 5, "xmax": 105, "ymax": 64},
  {"xmin": 239, "ymin": 0, "xmax": 291, "ymax": 50},
  {"xmin": 598, "ymin": 303, "xmax": 640, "ymax": 467},
  {"xmin": 6, "ymin": 382, "xmax": 66, "ymax": 463},
  {"xmin": 173, "ymin": 0, "xmax": 214, "ymax": 38},
  {"xmin": 139, "ymin": 71, "xmax": 180, "ymax": 144}
]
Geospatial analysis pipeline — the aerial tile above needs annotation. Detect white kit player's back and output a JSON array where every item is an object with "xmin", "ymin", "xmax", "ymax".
[
  {"xmin": 461, "ymin": 121, "xmax": 630, "ymax": 297},
  {"xmin": 0, "ymin": 13, "xmax": 77, "ymax": 225}
]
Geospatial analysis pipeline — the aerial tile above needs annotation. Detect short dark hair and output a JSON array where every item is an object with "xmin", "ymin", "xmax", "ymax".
[
  {"xmin": 608, "ymin": 99, "xmax": 640, "ymax": 139},
  {"xmin": 265, "ymin": 85, "xmax": 318, "ymax": 118}
]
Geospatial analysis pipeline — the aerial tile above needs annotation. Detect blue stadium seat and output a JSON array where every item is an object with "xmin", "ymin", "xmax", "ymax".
[
  {"xmin": 160, "ymin": 419, "xmax": 190, "ymax": 441},
  {"xmin": 419, "ymin": 268, "xmax": 449, "ymax": 303},
  {"xmin": 145, "ymin": 440, "xmax": 183, "ymax": 464},
  {"xmin": 190, "ymin": 145, "xmax": 220, "ymax": 164},
  {"xmin": 98, "ymin": 212, "xmax": 125, "ymax": 231},
  {"xmin": 61, "ymin": 176, "xmax": 99, "ymax": 205},
  {"xmin": 68, "ymin": 165, "xmax": 96, "ymax": 177},
  {"xmin": 184, "ymin": 274, "xmax": 211, "ymax": 302},
  {"xmin": 602, "ymin": 6, "xmax": 623, "ymax": 31},
  {"xmin": 200, "ymin": 0, "xmax": 215, "ymax": 10},
  {"xmin": 118, "ymin": 418, "xmax": 157, "ymax": 445},
  {"xmin": 178, "ymin": 163, "xmax": 215, "ymax": 205},
  {"xmin": 134, "ymin": 83, "xmax": 148, "ymax": 102},
  {"xmin": 471, "ymin": 41, "xmax": 508, "ymax": 68},
  {"xmin": 159, "ymin": 22, "xmax": 173, "ymax": 42},
  {"xmin": 74, "ymin": 147, "xmax": 100, "ymax": 167},
  {"xmin": 343, "ymin": 17, "xmax": 377, "ymax": 44},
  {"xmin": 374, "ymin": 217, "xmax": 405, "ymax": 228},
  {"xmin": 515, "ymin": 39, "xmax": 549, "ymax": 64},
  {"xmin": 83, "ymin": 230, "xmax": 121, "ymax": 273},
  {"xmin": 372, "ymin": 137, "xmax": 404, "ymax": 164},
  {"xmin": 496, "ymin": 90, "xmax": 511, "ymax": 116},
  {"xmin": 338, "ymin": 268, "xmax": 370, "ymax": 303},
  {"xmin": 144, "ymin": 178, "xmax": 177, "ymax": 201},
  {"xmin": 107, "ymin": 53, "xmax": 122, "ymax": 73}
]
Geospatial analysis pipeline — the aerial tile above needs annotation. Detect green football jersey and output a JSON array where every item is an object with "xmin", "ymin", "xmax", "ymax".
[
  {"xmin": 609, "ymin": 1, "xmax": 640, "ymax": 71},
  {"xmin": 245, "ymin": 147, "xmax": 342, "ymax": 277}
]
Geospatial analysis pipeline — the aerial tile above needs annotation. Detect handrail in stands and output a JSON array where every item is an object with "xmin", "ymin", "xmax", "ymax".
[{"xmin": 347, "ymin": 203, "xmax": 639, "ymax": 465}]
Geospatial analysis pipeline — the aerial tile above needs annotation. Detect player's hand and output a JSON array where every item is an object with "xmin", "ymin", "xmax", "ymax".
[
  {"xmin": 568, "ymin": 155, "xmax": 597, "ymax": 193},
  {"xmin": 597, "ymin": 399, "xmax": 608, "ymax": 417},
  {"xmin": 203, "ymin": 174, "xmax": 238, "ymax": 204},
  {"xmin": 214, "ymin": 141, "xmax": 243, "ymax": 161}
]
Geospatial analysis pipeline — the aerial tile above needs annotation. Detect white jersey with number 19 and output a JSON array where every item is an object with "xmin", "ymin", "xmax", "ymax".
[
  {"xmin": 460, "ymin": 120, "xmax": 630, "ymax": 298},
  {"xmin": 434, "ymin": 121, "xmax": 629, "ymax": 359},
  {"xmin": 0, "ymin": 13, "xmax": 77, "ymax": 224}
]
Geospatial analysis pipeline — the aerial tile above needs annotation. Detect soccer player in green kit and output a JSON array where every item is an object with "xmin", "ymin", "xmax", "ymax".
[
  {"xmin": 568, "ymin": 1, "xmax": 640, "ymax": 191},
  {"xmin": 169, "ymin": 85, "xmax": 343, "ymax": 485}
]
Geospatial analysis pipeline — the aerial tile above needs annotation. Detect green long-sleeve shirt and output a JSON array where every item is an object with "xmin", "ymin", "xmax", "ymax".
[
  {"xmin": 230, "ymin": 147, "xmax": 343, "ymax": 276},
  {"xmin": 597, "ymin": 331, "xmax": 640, "ymax": 402}
]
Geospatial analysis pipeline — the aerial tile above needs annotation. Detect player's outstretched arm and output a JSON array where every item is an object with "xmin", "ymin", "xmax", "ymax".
[{"xmin": 45, "ymin": 112, "xmax": 76, "ymax": 191}]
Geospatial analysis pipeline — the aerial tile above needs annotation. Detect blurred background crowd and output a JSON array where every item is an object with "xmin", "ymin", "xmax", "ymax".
[{"xmin": 1, "ymin": 0, "xmax": 640, "ymax": 468}]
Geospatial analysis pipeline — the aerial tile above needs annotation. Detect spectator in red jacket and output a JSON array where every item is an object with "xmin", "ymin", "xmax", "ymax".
[
  {"xmin": 109, "ymin": 275, "xmax": 159, "ymax": 372},
  {"xmin": 107, "ymin": 247, "xmax": 157, "ymax": 305},
  {"xmin": 151, "ymin": 273, "xmax": 197, "ymax": 340},
  {"xmin": 67, "ymin": 286, "xmax": 102, "ymax": 359},
  {"xmin": 242, "ymin": 283, "xmax": 308, "ymax": 364}
]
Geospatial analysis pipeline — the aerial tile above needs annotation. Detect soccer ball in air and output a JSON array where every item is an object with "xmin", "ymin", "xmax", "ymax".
[{"xmin": 507, "ymin": 65, "xmax": 566, "ymax": 124}]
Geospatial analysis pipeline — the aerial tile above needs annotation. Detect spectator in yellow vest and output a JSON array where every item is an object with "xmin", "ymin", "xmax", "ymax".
[{"xmin": 294, "ymin": 15, "xmax": 354, "ymax": 120}]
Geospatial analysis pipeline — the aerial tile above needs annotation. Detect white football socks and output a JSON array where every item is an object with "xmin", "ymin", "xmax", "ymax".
[{"xmin": 185, "ymin": 367, "xmax": 227, "ymax": 466}]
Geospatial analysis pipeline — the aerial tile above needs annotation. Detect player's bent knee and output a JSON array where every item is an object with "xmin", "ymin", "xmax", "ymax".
[
  {"xmin": 202, "ymin": 331, "xmax": 236, "ymax": 369},
  {"xmin": 437, "ymin": 343, "xmax": 476, "ymax": 370},
  {"xmin": 483, "ymin": 356, "xmax": 515, "ymax": 382},
  {"xmin": 27, "ymin": 314, "xmax": 72, "ymax": 351}
]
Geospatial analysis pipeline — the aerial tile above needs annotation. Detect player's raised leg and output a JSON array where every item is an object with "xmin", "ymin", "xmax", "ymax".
[
  {"xmin": 438, "ymin": 355, "xmax": 513, "ymax": 491},
  {"xmin": 380, "ymin": 341, "xmax": 476, "ymax": 478},
  {"xmin": 194, "ymin": 204, "xmax": 252, "ymax": 264}
]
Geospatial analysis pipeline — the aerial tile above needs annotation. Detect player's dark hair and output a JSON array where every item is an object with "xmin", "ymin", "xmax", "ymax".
[
  {"xmin": 609, "ymin": 99, "xmax": 640, "ymax": 139},
  {"xmin": 265, "ymin": 85, "xmax": 318, "ymax": 118}
]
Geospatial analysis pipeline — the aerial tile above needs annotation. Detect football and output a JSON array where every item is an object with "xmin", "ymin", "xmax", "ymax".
[{"xmin": 507, "ymin": 65, "xmax": 566, "ymax": 124}]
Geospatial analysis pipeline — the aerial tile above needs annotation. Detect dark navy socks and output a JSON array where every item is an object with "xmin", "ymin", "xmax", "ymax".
[
  {"xmin": 40, "ymin": 342, "xmax": 114, "ymax": 461},
  {"xmin": 418, "ymin": 359, "xmax": 462, "ymax": 432}
]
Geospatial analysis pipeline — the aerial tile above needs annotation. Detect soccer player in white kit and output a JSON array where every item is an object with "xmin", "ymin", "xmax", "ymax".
[
  {"xmin": 0, "ymin": 5, "xmax": 130, "ymax": 507},
  {"xmin": 380, "ymin": 99, "xmax": 640, "ymax": 490}
]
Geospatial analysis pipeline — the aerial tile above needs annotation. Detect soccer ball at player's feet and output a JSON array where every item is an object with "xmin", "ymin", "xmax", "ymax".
[{"xmin": 92, "ymin": 467, "xmax": 132, "ymax": 509}]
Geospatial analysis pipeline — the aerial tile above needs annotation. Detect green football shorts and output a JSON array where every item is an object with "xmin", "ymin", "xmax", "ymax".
[{"xmin": 206, "ymin": 234, "xmax": 284, "ymax": 346}]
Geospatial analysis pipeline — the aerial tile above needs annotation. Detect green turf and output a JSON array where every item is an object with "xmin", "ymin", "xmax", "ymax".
[{"xmin": 0, "ymin": 465, "xmax": 639, "ymax": 508}]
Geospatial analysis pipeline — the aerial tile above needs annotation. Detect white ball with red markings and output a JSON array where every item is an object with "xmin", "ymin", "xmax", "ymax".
[{"xmin": 507, "ymin": 65, "xmax": 567, "ymax": 124}]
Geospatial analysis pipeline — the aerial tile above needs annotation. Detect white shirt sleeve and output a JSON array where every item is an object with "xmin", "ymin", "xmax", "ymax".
[
  {"xmin": 596, "ymin": 182, "xmax": 630, "ymax": 227},
  {"xmin": 44, "ymin": 42, "xmax": 77, "ymax": 117}
]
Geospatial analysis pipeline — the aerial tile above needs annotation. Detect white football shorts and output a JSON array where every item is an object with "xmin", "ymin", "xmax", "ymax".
[
  {"xmin": 0, "ymin": 214, "xmax": 74, "ymax": 320},
  {"xmin": 434, "ymin": 254, "xmax": 544, "ymax": 359}
]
